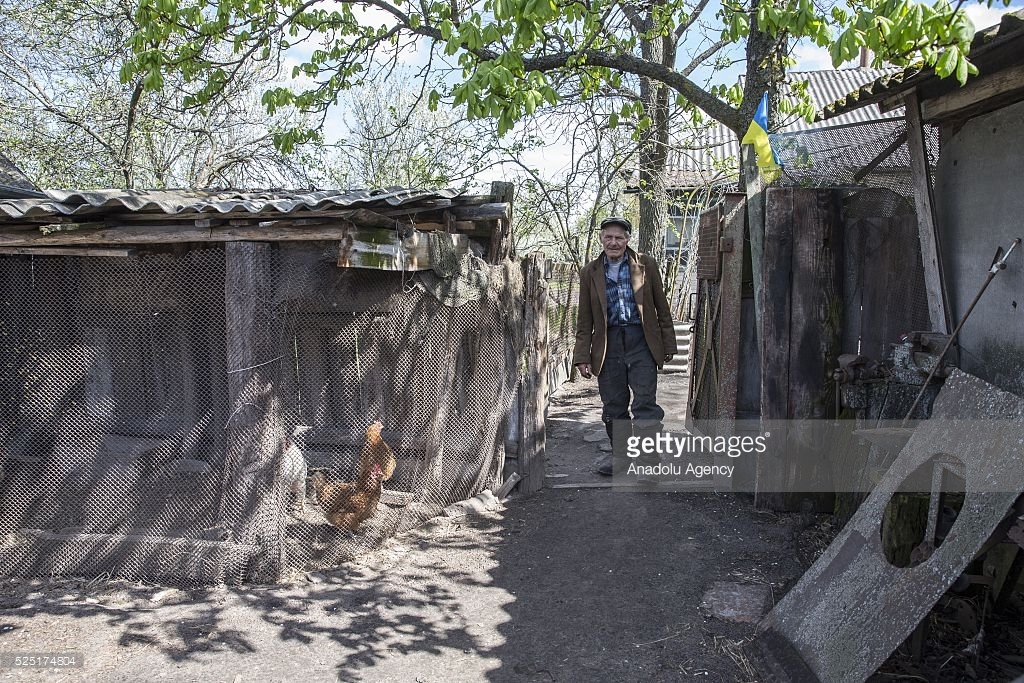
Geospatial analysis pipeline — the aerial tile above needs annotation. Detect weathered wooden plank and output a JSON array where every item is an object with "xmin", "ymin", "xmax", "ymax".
[
  {"xmin": 788, "ymin": 189, "xmax": 842, "ymax": 422},
  {"xmin": 518, "ymin": 254, "xmax": 549, "ymax": 494},
  {"xmin": 0, "ymin": 222, "xmax": 357, "ymax": 245},
  {"xmin": 905, "ymin": 90, "xmax": 951, "ymax": 333},
  {"xmin": 488, "ymin": 182, "xmax": 515, "ymax": 263},
  {"xmin": 758, "ymin": 189, "xmax": 844, "ymax": 511},
  {"xmin": 921, "ymin": 62, "xmax": 1024, "ymax": 122},
  {"xmin": 717, "ymin": 194, "xmax": 746, "ymax": 422},
  {"xmin": 756, "ymin": 188, "xmax": 795, "ymax": 511},
  {"xmin": 760, "ymin": 188, "xmax": 794, "ymax": 423},
  {"xmin": 742, "ymin": 146, "xmax": 767, "ymax": 378},
  {"xmin": 451, "ymin": 202, "xmax": 511, "ymax": 222},
  {"xmin": 0, "ymin": 247, "xmax": 134, "ymax": 257},
  {"xmin": 0, "ymin": 222, "xmax": 468, "ymax": 269}
]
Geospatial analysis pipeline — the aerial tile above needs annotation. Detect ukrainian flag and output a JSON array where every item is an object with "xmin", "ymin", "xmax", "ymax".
[{"xmin": 741, "ymin": 92, "xmax": 782, "ymax": 183}]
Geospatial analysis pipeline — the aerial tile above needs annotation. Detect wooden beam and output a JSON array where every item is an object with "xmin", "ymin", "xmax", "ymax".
[
  {"xmin": 0, "ymin": 222, "xmax": 361, "ymax": 245},
  {"xmin": 0, "ymin": 246, "xmax": 134, "ymax": 257},
  {"xmin": 518, "ymin": 253, "xmax": 549, "ymax": 494},
  {"xmin": 717, "ymin": 195, "xmax": 746, "ymax": 422},
  {"xmin": 451, "ymin": 202, "xmax": 511, "ymax": 222},
  {"xmin": 488, "ymin": 182, "xmax": 515, "ymax": 262},
  {"xmin": 921, "ymin": 63, "xmax": 1024, "ymax": 122},
  {"xmin": 904, "ymin": 90, "xmax": 951, "ymax": 333},
  {"xmin": 0, "ymin": 222, "xmax": 469, "ymax": 271},
  {"xmin": 853, "ymin": 131, "xmax": 908, "ymax": 182}
]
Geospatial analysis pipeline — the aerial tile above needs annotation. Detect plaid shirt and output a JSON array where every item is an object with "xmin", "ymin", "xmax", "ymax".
[{"xmin": 603, "ymin": 253, "xmax": 641, "ymax": 326}]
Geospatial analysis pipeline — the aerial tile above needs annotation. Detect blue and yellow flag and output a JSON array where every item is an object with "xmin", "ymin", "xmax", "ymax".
[{"xmin": 740, "ymin": 92, "xmax": 782, "ymax": 183}]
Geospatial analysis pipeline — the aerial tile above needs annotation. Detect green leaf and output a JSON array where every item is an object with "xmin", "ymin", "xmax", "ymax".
[
  {"xmin": 955, "ymin": 53, "xmax": 969, "ymax": 85},
  {"xmin": 934, "ymin": 47, "xmax": 957, "ymax": 78}
]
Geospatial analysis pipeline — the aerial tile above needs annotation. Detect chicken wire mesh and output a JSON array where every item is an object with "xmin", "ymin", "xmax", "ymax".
[
  {"xmin": 0, "ymin": 241, "xmax": 525, "ymax": 586},
  {"xmin": 770, "ymin": 117, "xmax": 940, "ymax": 198},
  {"xmin": 546, "ymin": 263, "xmax": 578, "ymax": 359}
]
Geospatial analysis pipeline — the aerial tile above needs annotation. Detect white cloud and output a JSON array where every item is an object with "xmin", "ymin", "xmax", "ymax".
[
  {"xmin": 962, "ymin": 2, "xmax": 1017, "ymax": 31},
  {"xmin": 791, "ymin": 41, "xmax": 853, "ymax": 72}
]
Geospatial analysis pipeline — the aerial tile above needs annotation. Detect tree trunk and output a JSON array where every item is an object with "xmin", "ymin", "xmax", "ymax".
[{"xmin": 635, "ymin": 15, "xmax": 675, "ymax": 265}]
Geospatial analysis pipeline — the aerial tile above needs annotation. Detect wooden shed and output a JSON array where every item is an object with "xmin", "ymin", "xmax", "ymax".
[{"xmin": 0, "ymin": 182, "xmax": 539, "ymax": 585}]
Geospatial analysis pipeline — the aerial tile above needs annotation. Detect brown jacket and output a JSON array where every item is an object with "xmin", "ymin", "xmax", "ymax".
[{"xmin": 572, "ymin": 249, "xmax": 677, "ymax": 376}]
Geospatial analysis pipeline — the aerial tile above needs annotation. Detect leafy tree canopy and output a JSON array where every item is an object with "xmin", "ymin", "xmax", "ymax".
[{"xmin": 124, "ymin": 0, "xmax": 1008, "ymax": 152}]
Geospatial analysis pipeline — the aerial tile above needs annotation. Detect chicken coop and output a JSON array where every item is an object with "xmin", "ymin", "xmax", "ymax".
[{"xmin": 0, "ymin": 184, "xmax": 534, "ymax": 585}]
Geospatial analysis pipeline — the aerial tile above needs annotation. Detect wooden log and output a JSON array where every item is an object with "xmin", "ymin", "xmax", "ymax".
[
  {"xmin": 518, "ymin": 253, "xmax": 549, "ymax": 494},
  {"xmin": 488, "ymin": 182, "xmax": 515, "ymax": 262},
  {"xmin": 904, "ymin": 91, "xmax": 951, "ymax": 333}
]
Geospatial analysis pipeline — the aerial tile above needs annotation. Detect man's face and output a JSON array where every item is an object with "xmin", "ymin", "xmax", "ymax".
[{"xmin": 600, "ymin": 225, "xmax": 630, "ymax": 260}]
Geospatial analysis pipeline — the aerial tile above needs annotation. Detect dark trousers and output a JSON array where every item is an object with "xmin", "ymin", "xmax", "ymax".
[{"xmin": 598, "ymin": 326, "xmax": 664, "ymax": 445}]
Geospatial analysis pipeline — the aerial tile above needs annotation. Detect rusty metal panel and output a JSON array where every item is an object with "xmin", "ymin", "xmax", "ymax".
[
  {"xmin": 716, "ymin": 195, "xmax": 746, "ymax": 422},
  {"xmin": 750, "ymin": 370, "xmax": 1024, "ymax": 683},
  {"xmin": 695, "ymin": 204, "xmax": 722, "ymax": 281}
]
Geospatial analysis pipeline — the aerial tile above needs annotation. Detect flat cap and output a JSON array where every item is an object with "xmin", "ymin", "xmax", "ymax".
[{"xmin": 599, "ymin": 216, "xmax": 632, "ymax": 233}]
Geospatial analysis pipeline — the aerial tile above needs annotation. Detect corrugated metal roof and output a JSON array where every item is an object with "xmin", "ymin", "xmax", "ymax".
[
  {"xmin": 666, "ymin": 68, "xmax": 902, "ymax": 187},
  {"xmin": 0, "ymin": 187, "xmax": 461, "ymax": 222}
]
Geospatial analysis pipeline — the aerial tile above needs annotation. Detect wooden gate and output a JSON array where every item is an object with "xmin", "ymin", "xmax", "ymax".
[{"xmin": 687, "ymin": 195, "xmax": 746, "ymax": 421}]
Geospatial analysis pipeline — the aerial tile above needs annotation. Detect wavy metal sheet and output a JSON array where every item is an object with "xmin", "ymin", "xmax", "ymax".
[
  {"xmin": 0, "ymin": 187, "xmax": 461, "ymax": 221},
  {"xmin": 666, "ymin": 68, "xmax": 902, "ymax": 187}
]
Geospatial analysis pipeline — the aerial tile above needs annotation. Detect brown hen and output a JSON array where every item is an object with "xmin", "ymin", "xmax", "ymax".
[{"xmin": 311, "ymin": 421, "xmax": 396, "ymax": 531}]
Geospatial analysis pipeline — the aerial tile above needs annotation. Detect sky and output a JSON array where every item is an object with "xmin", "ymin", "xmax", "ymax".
[{"xmin": 281, "ymin": 0, "xmax": 1024, "ymax": 188}]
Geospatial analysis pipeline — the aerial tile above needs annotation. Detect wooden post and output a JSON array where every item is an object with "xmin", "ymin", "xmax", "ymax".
[
  {"xmin": 489, "ymin": 181, "xmax": 516, "ymax": 263},
  {"xmin": 518, "ymin": 253, "xmax": 549, "ymax": 494},
  {"xmin": 904, "ymin": 90, "xmax": 951, "ymax": 334},
  {"xmin": 742, "ymin": 146, "xmax": 766, "ymax": 382},
  {"xmin": 756, "ymin": 189, "xmax": 843, "ymax": 511},
  {"xmin": 717, "ymin": 194, "xmax": 747, "ymax": 422},
  {"xmin": 218, "ymin": 241, "xmax": 285, "ymax": 582}
]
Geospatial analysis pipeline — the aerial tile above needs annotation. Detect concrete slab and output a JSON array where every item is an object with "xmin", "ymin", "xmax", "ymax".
[{"xmin": 750, "ymin": 370, "xmax": 1024, "ymax": 683}]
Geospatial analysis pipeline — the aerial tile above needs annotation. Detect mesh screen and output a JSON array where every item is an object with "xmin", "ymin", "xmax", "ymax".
[
  {"xmin": 771, "ymin": 118, "xmax": 941, "ymax": 198},
  {"xmin": 546, "ymin": 263, "xmax": 579, "ymax": 361},
  {"xmin": 0, "ymin": 242, "xmax": 525, "ymax": 586}
]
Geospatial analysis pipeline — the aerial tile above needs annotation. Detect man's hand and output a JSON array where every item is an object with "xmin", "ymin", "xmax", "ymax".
[{"xmin": 576, "ymin": 363, "xmax": 592, "ymax": 379}]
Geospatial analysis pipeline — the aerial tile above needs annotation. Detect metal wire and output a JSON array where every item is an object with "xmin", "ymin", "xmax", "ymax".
[{"xmin": 0, "ymin": 242, "xmax": 526, "ymax": 585}]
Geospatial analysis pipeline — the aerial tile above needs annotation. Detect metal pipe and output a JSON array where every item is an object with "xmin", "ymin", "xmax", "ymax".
[{"xmin": 902, "ymin": 238, "xmax": 1021, "ymax": 425}]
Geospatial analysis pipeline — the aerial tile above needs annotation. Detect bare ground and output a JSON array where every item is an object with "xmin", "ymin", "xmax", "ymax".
[{"xmin": 0, "ymin": 374, "xmax": 834, "ymax": 682}]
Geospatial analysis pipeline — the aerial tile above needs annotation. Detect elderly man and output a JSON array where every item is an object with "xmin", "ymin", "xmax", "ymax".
[{"xmin": 573, "ymin": 216, "xmax": 677, "ymax": 475}]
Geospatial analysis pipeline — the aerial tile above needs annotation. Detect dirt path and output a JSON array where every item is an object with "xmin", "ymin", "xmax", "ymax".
[{"xmin": 0, "ymin": 375, "xmax": 814, "ymax": 683}]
